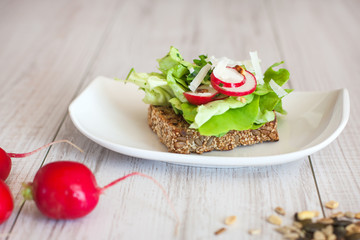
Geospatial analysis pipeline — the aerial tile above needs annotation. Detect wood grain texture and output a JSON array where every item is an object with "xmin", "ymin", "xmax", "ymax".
[
  {"xmin": 0, "ymin": 0, "xmax": 120, "ymax": 234},
  {"xmin": 0, "ymin": 0, "xmax": 359, "ymax": 239},
  {"xmin": 269, "ymin": 0, "xmax": 360, "ymax": 215},
  {"xmin": 10, "ymin": 120, "xmax": 321, "ymax": 239},
  {"xmin": 8, "ymin": 0, "xmax": 321, "ymax": 239}
]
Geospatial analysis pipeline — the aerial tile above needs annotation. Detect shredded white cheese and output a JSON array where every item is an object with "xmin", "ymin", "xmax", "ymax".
[
  {"xmin": 269, "ymin": 80, "xmax": 288, "ymax": 98},
  {"xmin": 189, "ymin": 63, "xmax": 211, "ymax": 92},
  {"xmin": 209, "ymin": 56, "xmax": 242, "ymax": 68},
  {"xmin": 249, "ymin": 51, "xmax": 264, "ymax": 85},
  {"xmin": 242, "ymin": 60, "xmax": 254, "ymax": 73},
  {"xmin": 213, "ymin": 58, "xmax": 229, "ymax": 76}
]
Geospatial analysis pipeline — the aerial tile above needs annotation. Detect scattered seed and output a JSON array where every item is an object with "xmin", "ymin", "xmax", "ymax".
[
  {"xmin": 214, "ymin": 227, "xmax": 226, "ymax": 235},
  {"xmin": 325, "ymin": 200, "xmax": 339, "ymax": 209},
  {"xmin": 329, "ymin": 211, "xmax": 344, "ymax": 218},
  {"xmin": 297, "ymin": 210, "xmax": 317, "ymax": 220},
  {"xmin": 234, "ymin": 65, "xmax": 245, "ymax": 75},
  {"xmin": 327, "ymin": 234, "xmax": 337, "ymax": 240},
  {"xmin": 333, "ymin": 225, "xmax": 346, "ymax": 237},
  {"xmin": 275, "ymin": 226, "xmax": 291, "ymax": 235},
  {"xmin": 321, "ymin": 225, "xmax": 334, "ymax": 236},
  {"xmin": 333, "ymin": 219, "xmax": 352, "ymax": 227},
  {"xmin": 292, "ymin": 221, "xmax": 302, "ymax": 229},
  {"xmin": 248, "ymin": 229, "xmax": 261, "ymax": 235},
  {"xmin": 313, "ymin": 230, "xmax": 326, "ymax": 240},
  {"xmin": 224, "ymin": 215, "xmax": 237, "ymax": 225},
  {"xmin": 317, "ymin": 218, "xmax": 334, "ymax": 224},
  {"xmin": 236, "ymin": 96, "xmax": 246, "ymax": 103},
  {"xmin": 269, "ymin": 203, "xmax": 360, "ymax": 239},
  {"xmin": 283, "ymin": 232, "xmax": 299, "ymax": 240},
  {"xmin": 345, "ymin": 211, "xmax": 356, "ymax": 219},
  {"xmin": 346, "ymin": 223, "xmax": 360, "ymax": 234},
  {"xmin": 347, "ymin": 233, "xmax": 360, "ymax": 240},
  {"xmin": 313, "ymin": 210, "xmax": 320, "ymax": 217},
  {"xmin": 287, "ymin": 225, "xmax": 305, "ymax": 237},
  {"xmin": 275, "ymin": 206, "xmax": 286, "ymax": 216},
  {"xmin": 267, "ymin": 215, "xmax": 282, "ymax": 226}
]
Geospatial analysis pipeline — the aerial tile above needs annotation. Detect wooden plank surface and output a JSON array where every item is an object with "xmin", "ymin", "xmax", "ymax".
[
  {"xmin": 269, "ymin": 0, "xmax": 360, "ymax": 216},
  {"xmin": 0, "ymin": 0, "xmax": 120, "ymax": 233},
  {"xmin": 0, "ymin": 0, "xmax": 359, "ymax": 239}
]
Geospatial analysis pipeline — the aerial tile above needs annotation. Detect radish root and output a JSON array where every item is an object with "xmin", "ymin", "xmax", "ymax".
[{"xmin": 7, "ymin": 140, "xmax": 83, "ymax": 158}]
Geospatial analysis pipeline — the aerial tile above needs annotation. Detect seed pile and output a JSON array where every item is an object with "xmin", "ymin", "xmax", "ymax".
[
  {"xmin": 267, "ymin": 202, "xmax": 360, "ymax": 240},
  {"xmin": 214, "ymin": 202, "xmax": 359, "ymax": 238}
]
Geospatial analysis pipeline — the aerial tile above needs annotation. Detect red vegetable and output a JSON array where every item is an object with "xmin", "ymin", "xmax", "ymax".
[
  {"xmin": 183, "ymin": 85, "xmax": 219, "ymax": 105},
  {"xmin": 0, "ymin": 149, "xmax": 11, "ymax": 181},
  {"xmin": 0, "ymin": 180, "xmax": 13, "ymax": 225},
  {"xmin": 0, "ymin": 140, "xmax": 83, "ymax": 181},
  {"xmin": 23, "ymin": 161, "xmax": 179, "ymax": 226},
  {"xmin": 211, "ymin": 70, "xmax": 257, "ymax": 96},
  {"xmin": 211, "ymin": 66, "xmax": 246, "ymax": 88}
]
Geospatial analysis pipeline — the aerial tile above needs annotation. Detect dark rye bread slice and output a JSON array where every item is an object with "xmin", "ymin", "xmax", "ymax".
[{"xmin": 148, "ymin": 105, "xmax": 279, "ymax": 154}]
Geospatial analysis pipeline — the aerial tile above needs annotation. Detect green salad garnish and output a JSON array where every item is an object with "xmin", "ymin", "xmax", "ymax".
[{"xmin": 120, "ymin": 46, "xmax": 292, "ymax": 137}]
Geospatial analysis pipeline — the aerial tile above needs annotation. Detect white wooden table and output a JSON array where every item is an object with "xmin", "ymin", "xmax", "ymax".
[{"xmin": 1, "ymin": 0, "xmax": 359, "ymax": 239}]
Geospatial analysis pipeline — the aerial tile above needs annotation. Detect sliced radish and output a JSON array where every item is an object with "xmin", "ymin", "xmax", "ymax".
[
  {"xmin": 211, "ymin": 71, "xmax": 257, "ymax": 96},
  {"xmin": 211, "ymin": 66, "xmax": 246, "ymax": 88},
  {"xmin": 183, "ymin": 85, "xmax": 219, "ymax": 105}
]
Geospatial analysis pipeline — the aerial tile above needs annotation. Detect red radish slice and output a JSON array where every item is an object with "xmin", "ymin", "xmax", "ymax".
[
  {"xmin": 211, "ymin": 71, "xmax": 257, "ymax": 96},
  {"xmin": 183, "ymin": 85, "xmax": 219, "ymax": 105},
  {"xmin": 211, "ymin": 67, "xmax": 246, "ymax": 88}
]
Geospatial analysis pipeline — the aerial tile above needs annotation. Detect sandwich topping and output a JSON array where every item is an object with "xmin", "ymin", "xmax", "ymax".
[{"xmin": 122, "ymin": 47, "xmax": 292, "ymax": 137}]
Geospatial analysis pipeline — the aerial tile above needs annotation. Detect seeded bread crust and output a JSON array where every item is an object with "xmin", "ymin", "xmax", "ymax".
[{"xmin": 148, "ymin": 105, "xmax": 279, "ymax": 154}]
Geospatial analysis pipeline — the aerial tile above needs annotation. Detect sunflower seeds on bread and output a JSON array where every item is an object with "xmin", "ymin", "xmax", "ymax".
[{"xmin": 148, "ymin": 105, "xmax": 279, "ymax": 154}]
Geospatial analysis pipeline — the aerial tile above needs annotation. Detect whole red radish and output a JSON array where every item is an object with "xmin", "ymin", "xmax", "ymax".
[
  {"xmin": 0, "ymin": 180, "xmax": 14, "ymax": 225},
  {"xmin": 0, "ymin": 149, "xmax": 11, "ymax": 181},
  {"xmin": 0, "ymin": 140, "xmax": 82, "ymax": 181},
  {"xmin": 23, "ymin": 161, "xmax": 179, "ymax": 224}
]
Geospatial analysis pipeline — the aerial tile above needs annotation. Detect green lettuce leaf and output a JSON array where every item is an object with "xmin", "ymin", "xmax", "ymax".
[
  {"xmin": 172, "ymin": 64, "xmax": 190, "ymax": 79},
  {"xmin": 181, "ymin": 103, "xmax": 197, "ymax": 122},
  {"xmin": 263, "ymin": 61, "xmax": 290, "ymax": 86},
  {"xmin": 198, "ymin": 95, "xmax": 260, "ymax": 136},
  {"xmin": 169, "ymin": 97, "xmax": 182, "ymax": 114},
  {"xmin": 254, "ymin": 110, "xmax": 275, "ymax": 125},
  {"xmin": 157, "ymin": 46, "xmax": 184, "ymax": 74},
  {"xmin": 124, "ymin": 68, "xmax": 174, "ymax": 105},
  {"xmin": 166, "ymin": 69, "xmax": 188, "ymax": 102},
  {"xmin": 274, "ymin": 100, "xmax": 287, "ymax": 115},
  {"xmin": 187, "ymin": 95, "xmax": 254, "ymax": 129}
]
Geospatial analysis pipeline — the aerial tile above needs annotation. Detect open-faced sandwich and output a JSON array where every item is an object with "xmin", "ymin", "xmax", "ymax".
[{"xmin": 120, "ymin": 47, "xmax": 292, "ymax": 154}]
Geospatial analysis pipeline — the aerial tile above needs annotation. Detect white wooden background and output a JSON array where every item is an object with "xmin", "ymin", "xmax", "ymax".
[{"xmin": 0, "ymin": 0, "xmax": 359, "ymax": 239}]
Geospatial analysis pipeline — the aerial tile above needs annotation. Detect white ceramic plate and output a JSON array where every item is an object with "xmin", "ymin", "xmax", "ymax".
[{"xmin": 68, "ymin": 76, "xmax": 350, "ymax": 168}]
